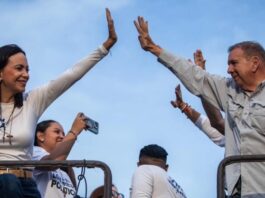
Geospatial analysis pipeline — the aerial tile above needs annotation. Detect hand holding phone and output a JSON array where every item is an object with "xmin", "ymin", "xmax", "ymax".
[{"xmin": 85, "ymin": 117, "xmax": 99, "ymax": 134}]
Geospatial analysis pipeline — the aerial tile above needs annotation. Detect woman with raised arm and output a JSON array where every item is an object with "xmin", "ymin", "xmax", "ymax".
[{"xmin": 0, "ymin": 8, "xmax": 117, "ymax": 198}]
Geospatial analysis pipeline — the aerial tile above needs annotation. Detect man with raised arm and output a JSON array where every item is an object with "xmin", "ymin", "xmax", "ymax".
[{"xmin": 134, "ymin": 16, "xmax": 265, "ymax": 198}]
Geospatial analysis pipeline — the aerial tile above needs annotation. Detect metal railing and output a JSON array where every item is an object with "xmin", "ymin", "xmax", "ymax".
[
  {"xmin": 0, "ymin": 160, "xmax": 112, "ymax": 198},
  {"xmin": 217, "ymin": 154, "xmax": 265, "ymax": 198}
]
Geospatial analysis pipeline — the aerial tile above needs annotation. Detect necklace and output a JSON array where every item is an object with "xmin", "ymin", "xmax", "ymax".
[{"xmin": 0, "ymin": 105, "xmax": 15, "ymax": 145}]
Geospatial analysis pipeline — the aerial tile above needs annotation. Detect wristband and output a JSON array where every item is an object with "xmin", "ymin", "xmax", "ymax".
[
  {"xmin": 181, "ymin": 103, "xmax": 188, "ymax": 113},
  {"xmin": 183, "ymin": 105, "xmax": 191, "ymax": 114}
]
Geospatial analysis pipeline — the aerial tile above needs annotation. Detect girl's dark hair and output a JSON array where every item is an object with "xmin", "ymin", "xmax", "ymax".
[
  {"xmin": 34, "ymin": 120, "xmax": 57, "ymax": 146},
  {"xmin": 0, "ymin": 44, "xmax": 26, "ymax": 108}
]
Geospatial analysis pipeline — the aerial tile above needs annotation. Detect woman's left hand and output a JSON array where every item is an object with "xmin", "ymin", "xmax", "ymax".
[{"xmin": 103, "ymin": 8, "xmax": 117, "ymax": 50}]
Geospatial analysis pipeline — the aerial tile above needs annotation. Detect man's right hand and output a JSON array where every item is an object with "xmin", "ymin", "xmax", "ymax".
[{"xmin": 134, "ymin": 16, "xmax": 162, "ymax": 56}]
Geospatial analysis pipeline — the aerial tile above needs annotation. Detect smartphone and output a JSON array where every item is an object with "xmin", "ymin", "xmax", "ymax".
[{"xmin": 85, "ymin": 117, "xmax": 99, "ymax": 134}]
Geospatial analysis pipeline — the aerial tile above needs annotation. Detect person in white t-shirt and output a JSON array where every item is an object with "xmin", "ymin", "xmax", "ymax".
[
  {"xmin": 33, "ymin": 112, "xmax": 89, "ymax": 198},
  {"xmin": 130, "ymin": 144, "xmax": 187, "ymax": 198}
]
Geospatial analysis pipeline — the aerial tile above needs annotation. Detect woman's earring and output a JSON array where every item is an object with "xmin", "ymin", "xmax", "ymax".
[{"xmin": 40, "ymin": 139, "xmax": 45, "ymax": 143}]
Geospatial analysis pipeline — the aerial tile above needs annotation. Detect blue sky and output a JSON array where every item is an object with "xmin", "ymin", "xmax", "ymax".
[{"xmin": 1, "ymin": 0, "xmax": 265, "ymax": 197}]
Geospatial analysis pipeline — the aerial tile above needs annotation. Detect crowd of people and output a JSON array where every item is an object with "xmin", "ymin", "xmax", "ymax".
[{"xmin": 1, "ymin": 7, "xmax": 265, "ymax": 198}]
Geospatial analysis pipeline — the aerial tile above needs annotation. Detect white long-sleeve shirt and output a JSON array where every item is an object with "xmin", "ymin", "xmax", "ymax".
[
  {"xmin": 195, "ymin": 114, "xmax": 225, "ymax": 147},
  {"xmin": 0, "ymin": 46, "xmax": 108, "ymax": 161}
]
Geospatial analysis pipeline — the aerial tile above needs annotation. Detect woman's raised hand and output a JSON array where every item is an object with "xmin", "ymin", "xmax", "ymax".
[{"xmin": 103, "ymin": 8, "xmax": 117, "ymax": 50}]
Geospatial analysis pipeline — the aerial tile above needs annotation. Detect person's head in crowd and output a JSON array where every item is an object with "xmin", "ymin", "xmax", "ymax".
[
  {"xmin": 137, "ymin": 144, "xmax": 169, "ymax": 171},
  {"xmin": 227, "ymin": 41, "xmax": 265, "ymax": 92},
  {"xmin": 34, "ymin": 120, "xmax": 65, "ymax": 153},
  {"xmin": 0, "ymin": 44, "xmax": 28, "ymax": 107},
  {"xmin": 90, "ymin": 184, "xmax": 124, "ymax": 198}
]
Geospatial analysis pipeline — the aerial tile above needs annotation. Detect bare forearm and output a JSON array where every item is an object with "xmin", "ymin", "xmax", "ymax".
[
  {"xmin": 42, "ymin": 132, "xmax": 77, "ymax": 161},
  {"xmin": 103, "ymin": 38, "xmax": 116, "ymax": 51},
  {"xmin": 201, "ymin": 98, "xmax": 225, "ymax": 135},
  {"xmin": 179, "ymin": 103, "xmax": 200, "ymax": 123},
  {"xmin": 148, "ymin": 44, "xmax": 162, "ymax": 56}
]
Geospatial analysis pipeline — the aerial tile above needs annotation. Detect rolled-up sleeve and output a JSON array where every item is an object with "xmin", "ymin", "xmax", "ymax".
[{"xmin": 158, "ymin": 49, "xmax": 228, "ymax": 111}]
